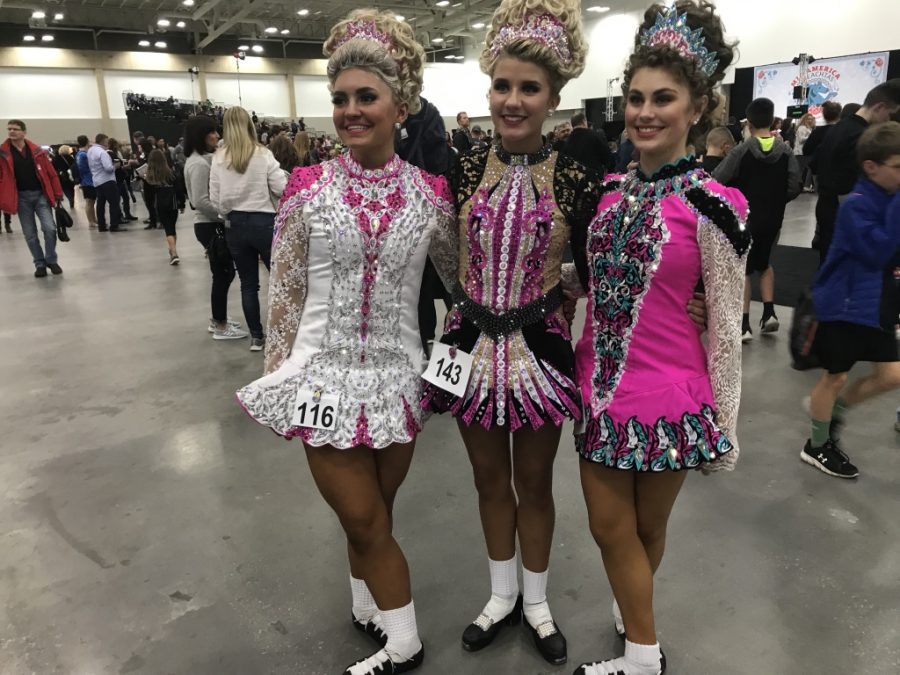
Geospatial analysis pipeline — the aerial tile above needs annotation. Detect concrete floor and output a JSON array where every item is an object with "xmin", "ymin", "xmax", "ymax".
[{"xmin": 0, "ymin": 193, "xmax": 898, "ymax": 675}]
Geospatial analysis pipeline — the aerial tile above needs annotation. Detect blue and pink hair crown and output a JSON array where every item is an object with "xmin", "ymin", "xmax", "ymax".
[{"xmin": 639, "ymin": 6, "xmax": 719, "ymax": 77}]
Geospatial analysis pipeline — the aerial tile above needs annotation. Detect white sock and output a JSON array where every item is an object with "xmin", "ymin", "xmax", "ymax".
[
  {"xmin": 480, "ymin": 555, "xmax": 519, "ymax": 622},
  {"xmin": 580, "ymin": 641, "xmax": 662, "ymax": 675},
  {"xmin": 350, "ymin": 576, "xmax": 377, "ymax": 623},
  {"xmin": 613, "ymin": 598, "xmax": 624, "ymax": 635},
  {"xmin": 380, "ymin": 601, "xmax": 422, "ymax": 662},
  {"xmin": 522, "ymin": 566, "xmax": 553, "ymax": 628}
]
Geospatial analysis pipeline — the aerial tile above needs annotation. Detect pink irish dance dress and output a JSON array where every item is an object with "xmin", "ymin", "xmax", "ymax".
[
  {"xmin": 237, "ymin": 153, "xmax": 458, "ymax": 449},
  {"xmin": 573, "ymin": 157, "xmax": 750, "ymax": 471}
]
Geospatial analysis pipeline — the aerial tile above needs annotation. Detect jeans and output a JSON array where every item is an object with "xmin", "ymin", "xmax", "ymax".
[
  {"xmin": 95, "ymin": 180, "xmax": 122, "ymax": 229},
  {"xmin": 226, "ymin": 211, "xmax": 274, "ymax": 339},
  {"xmin": 18, "ymin": 190, "xmax": 57, "ymax": 267},
  {"xmin": 195, "ymin": 222, "xmax": 236, "ymax": 323}
]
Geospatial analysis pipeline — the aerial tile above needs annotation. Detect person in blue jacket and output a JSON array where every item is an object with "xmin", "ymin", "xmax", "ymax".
[{"xmin": 803, "ymin": 121, "xmax": 900, "ymax": 478}]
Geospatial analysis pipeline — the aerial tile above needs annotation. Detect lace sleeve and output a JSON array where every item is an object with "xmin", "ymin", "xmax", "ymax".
[
  {"xmin": 556, "ymin": 156, "xmax": 605, "ymax": 298},
  {"xmin": 263, "ymin": 206, "xmax": 310, "ymax": 375},
  {"xmin": 690, "ymin": 185, "xmax": 751, "ymax": 472},
  {"xmin": 423, "ymin": 174, "xmax": 459, "ymax": 289}
]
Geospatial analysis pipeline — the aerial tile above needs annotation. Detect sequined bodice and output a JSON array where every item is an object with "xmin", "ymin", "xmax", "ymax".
[{"xmin": 458, "ymin": 144, "xmax": 569, "ymax": 312}]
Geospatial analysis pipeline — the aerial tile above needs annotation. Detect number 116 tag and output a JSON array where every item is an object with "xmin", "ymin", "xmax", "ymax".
[
  {"xmin": 422, "ymin": 342, "xmax": 473, "ymax": 398},
  {"xmin": 292, "ymin": 389, "xmax": 340, "ymax": 431}
]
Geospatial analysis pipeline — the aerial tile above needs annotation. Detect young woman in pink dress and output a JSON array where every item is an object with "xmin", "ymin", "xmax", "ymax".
[{"xmin": 570, "ymin": 2, "xmax": 748, "ymax": 673}]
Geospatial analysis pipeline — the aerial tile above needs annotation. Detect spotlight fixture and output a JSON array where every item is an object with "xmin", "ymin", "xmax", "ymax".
[
  {"xmin": 280, "ymin": 29, "xmax": 290, "ymax": 35},
  {"xmin": 31, "ymin": 10, "xmax": 45, "ymax": 19},
  {"xmin": 297, "ymin": 9, "xmax": 309, "ymax": 16},
  {"xmin": 586, "ymin": 6, "xmax": 611, "ymax": 12},
  {"xmin": 157, "ymin": 18, "xmax": 171, "ymax": 27},
  {"xmin": 436, "ymin": 1, "xmax": 450, "ymax": 6},
  {"xmin": 251, "ymin": 45, "xmax": 264, "ymax": 53},
  {"xmin": 53, "ymin": 12, "xmax": 64, "ymax": 20},
  {"xmin": 155, "ymin": 41, "xmax": 167, "ymax": 48},
  {"xmin": 444, "ymin": 55, "xmax": 455, "ymax": 60},
  {"xmin": 238, "ymin": 44, "xmax": 249, "ymax": 51},
  {"xmin": 472, "ymin": 22, "xmax": 485, "ymax": 29},
  {"xmin": 41, "ymin": 34, "xmax": 54, "ymax": 42},
  {"xmin": 182, "ymin": 0, "xmax": 195, "ymax": 5},
  {"xmin": 176, "ymin": 20, "xmax": 186, "ymax": 28},
  {"xmin": 139, "ymin": 40, "xmax": 150, "ymax": 47},
  {"xmin": 431, "ymin": 37, "xmax": 445, "ymax": 43},
  {"xmin": 23, "ymin": 34, "xmax": 36, "ymax": 42},
  {"xmin": 264, "ymin": 26, "xmax": 278, "ymax": 34}
]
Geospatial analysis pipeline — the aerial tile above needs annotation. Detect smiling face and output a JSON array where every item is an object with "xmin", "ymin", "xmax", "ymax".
[
  {"xmin": 489, "ymin": 56, "xmax": 560, "ymax": 154},
  {"xmin": 624, "ymin": 66, "xmax": 706, "ymax": 174},
  {"xmin": 332, "ymin": 67, "xmax": 407, "ymax": 168}
]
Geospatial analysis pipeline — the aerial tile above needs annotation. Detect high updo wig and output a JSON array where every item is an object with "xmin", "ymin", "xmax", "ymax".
[
  {"xmin": 480, "ymin": 0, "xmax": 588, "ymax": 96},
  {"xmin": 323, "ymin": 9, "xmax": 425, "ymax": 115},
  {"xmin": 624, "ymin": 0, "xmax": 737, "ymax": 143}
]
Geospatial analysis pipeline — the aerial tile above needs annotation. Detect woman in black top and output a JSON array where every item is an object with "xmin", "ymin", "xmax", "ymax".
[{"xmin": 51, "ymin": 144, "xmax": 76, "ymax": 210}]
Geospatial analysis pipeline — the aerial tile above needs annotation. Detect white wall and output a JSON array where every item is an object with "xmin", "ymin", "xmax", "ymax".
[
  {"xmin": 104, "ymin": 71, "xmax": 195, "ymax": 118},
  {"xmin": 0, "ymin": 68, "xmax": 101, "ymax": 119},
  {"xmin": 206, "ymin": 73, "xmax": 290, "ymax": 117}
]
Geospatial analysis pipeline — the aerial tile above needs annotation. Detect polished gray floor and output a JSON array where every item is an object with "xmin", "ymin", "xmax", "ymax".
[{"xmin": 1, "ymin": 193, "xmax": 898, "ymax": 675}]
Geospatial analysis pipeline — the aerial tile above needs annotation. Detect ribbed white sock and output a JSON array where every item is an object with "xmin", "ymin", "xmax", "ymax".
[
  {"xmin": 480, "ymin": 555, "xmax": 519, "ymax": 622},
  {"xmin": 580, "ymin": 641, "xmax": 662, "ymax": 675},
  {"xmin": 381, "ymin": 601, "xmax": 422, "ymax": 662},
  {"xmin": 613, "ymin": 598, "xmax": 624, "ymax": 635},
  {"xmin": 522, "ymin": 566, "xmax": 553, "ymax": 628},
  {"xmin": 350, "ymin": 576, "xmax": 377, "ymax": 623}
]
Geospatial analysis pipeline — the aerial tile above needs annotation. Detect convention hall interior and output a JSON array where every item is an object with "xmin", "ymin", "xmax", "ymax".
[{"xmin": 0, "ymin": 1, "xmax": 898, "ymax": 674}]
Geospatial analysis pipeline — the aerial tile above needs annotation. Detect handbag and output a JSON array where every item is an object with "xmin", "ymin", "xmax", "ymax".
[
  {"xmin": 54, "ymin": 205, "xmax": 72, "ymax": 242},
  {"xmin": 207, "ymin": 224, "xmax": 231, "ymax": 267},
  {"xmin": 789, "ymin": 288, "xmax": 820, "ymax": 370}
]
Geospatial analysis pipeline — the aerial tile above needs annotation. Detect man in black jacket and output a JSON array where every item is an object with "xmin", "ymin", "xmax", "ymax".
[
  {"xmin": 814, "ymin": 79, "xmax": 900, "ymax": 261},
  {"xmin": 562, "ymin": 111, "xmax": 614, "ymax": 175},
  {"xmin": 803, "ymin": 100, "xmax": 842, "ymax": 169}
]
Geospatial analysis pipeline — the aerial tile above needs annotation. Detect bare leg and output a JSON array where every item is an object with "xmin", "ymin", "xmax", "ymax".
[
  {"xmin": 743, "ymin": 276, "xmax": 752, "ymax": 314},
  {"xmin": 85, "ymin": 198, "xmax": 97, "ymax": 226},
  {"xmin": 759, "ymin": 266, "xmax": 775, "ymax": 304},
  {"xmin": 634, "ymin": 471, "xmax": 688, "ymax": 574},
  {"xmin": 810, "ymin": 372, "xmax": 849, "ymax": 421},
  {"xmin": 840, "ymin": 362, "xmax": 900, "ymax": 408},
  {"xmin": 511, "ymin": 424, "xmax": 561, "ymax": 573}
]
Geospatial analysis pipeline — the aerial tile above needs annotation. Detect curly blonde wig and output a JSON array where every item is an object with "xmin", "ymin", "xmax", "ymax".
[
  {"xmin": 480, "ymin": 0, "xmax": 587, "ymax": 95},
  {"xmin": 323, "ymin": 9, "xmax": 425, "ymax": 114}
]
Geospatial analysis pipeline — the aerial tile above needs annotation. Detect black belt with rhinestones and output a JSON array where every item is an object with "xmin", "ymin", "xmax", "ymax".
[{"xmin": 451, "ymin": 282, "xmax": 564, "ymax": 339}]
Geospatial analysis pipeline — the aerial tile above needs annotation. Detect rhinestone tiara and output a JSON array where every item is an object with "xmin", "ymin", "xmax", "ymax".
[
  {"xmin": 489, "ymin": 13, "xmax": 573, "ymax": 68},
  {"xmin": 334, "ymin": 19, "xmax": 394, "ymax": 52},
  {"xmin": 639, "ymin": 6, "xmax": 719, "ymax": 77}
]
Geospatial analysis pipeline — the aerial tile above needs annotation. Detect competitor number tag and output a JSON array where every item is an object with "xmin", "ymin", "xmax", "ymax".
[
  {"xmin": 422, "ymin": 342, "xmax": 473, "ymax": 398},
  {"xmin": 291, "ymin": 389, "xmax": 340, "ymax": 431}
]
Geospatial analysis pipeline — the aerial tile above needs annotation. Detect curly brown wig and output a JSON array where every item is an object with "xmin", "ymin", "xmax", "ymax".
[{"xmin": 623, "ymin": 0, "xmax": 738, "ymax": 143}]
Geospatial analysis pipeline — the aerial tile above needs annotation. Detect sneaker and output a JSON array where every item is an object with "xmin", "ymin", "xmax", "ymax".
[
  {"xmin": 169, "ymin": 254, "xmax": 180, "ymax": 265},
  {"xmin": 741, "ymin": 328, "xmax": 753, "ymax": 343},
  {"xmin": 760, "ymin": 314, "xmax": 780, "ymax": 333},
  {"xmin": 48, "ymin": 263, "xmax": 63, "ymax": 275},
  {"xmin": 34, "ymin": 266, "xmax": 48, "ymax": 278},
  {"xmin": 250, "ymin": 337, "xmax": 265, "ymax": 352},
  {"xmin": 800, "ymin": 439, "xmax": 859, "ymax": 478},
  {"xmin": 213, "ymin": 325, "xmax": 249, "ymax": 340},
  {"xmin": 208, "ymin": 318, "xmax": 243, "ymax": 333}
]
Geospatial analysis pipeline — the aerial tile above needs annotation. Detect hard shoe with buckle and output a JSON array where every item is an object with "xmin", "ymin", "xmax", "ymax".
[
  {"xmin": 342, "ymin": 644, "xmax": 424, "ymax": 675},
  {"xmin": 525, "ymin": 616, "xmax": 567, "ymax": 665},
  {"xmin": 461, "ymin": 594, "xmax": 522, "ymax": 652}
]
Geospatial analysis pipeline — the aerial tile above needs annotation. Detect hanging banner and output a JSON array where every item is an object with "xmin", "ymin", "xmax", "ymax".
[{"xmin": 753, "ymin": 52, "xmax": 889, "ymax": 120}]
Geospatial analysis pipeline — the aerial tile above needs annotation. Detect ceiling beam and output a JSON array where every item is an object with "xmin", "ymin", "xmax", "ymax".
[
  {"xmin": 192, "ymin": 0, "xmax": 222, "ymax": 22},
  {"xmin": 197, "ymin": 0, "xmax": 266, "ymax": 49}
]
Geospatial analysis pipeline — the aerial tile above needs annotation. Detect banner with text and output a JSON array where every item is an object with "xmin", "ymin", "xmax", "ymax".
[{"xmin": 753, "ymin": 52, "xmax": 889, "ymax": 121}]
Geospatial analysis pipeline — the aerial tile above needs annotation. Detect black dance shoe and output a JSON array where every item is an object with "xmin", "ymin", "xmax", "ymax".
[
  {"xmin": 342, "ymin": 644, "xmax": 425, "ymax": 675},
  {"xmin": 352, "ymin": 612, "xmax": 388, "ymax": 648},
  {"xmin": 461, "ymin": 594, "xmax": 522, "ymax": 652},
  {"xmin": 572, "ymin": 650, "xmax": 667, "ymax": 675},
  {"xmin": 525, "ymin": 617, "xmax": 567, "ymax": 665}
]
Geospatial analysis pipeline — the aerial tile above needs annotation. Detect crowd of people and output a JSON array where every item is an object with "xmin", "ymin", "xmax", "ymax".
[{"xmin": 1, "ymin": 0, "xmax": 899, "ymax": 673}]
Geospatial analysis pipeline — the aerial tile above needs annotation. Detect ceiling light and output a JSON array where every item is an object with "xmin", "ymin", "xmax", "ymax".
[
  {"xmin": 251, "ymin": 45, "xmax": 264, "ymax": 53},
  {"xmin": 395, "ymin": 15, "xmax": 405, "ymax": 21},
  {"xmin": 157, "ymin": 19, "xmax": 170, "ymax": 27},
  {"xmin": 154, "ymin": 41, "xmax": 167, "ymax": 48},
  {"xmin": 31, "ymin": 11, "xmax": 45, "ymax": 19},
  {"xmin": 431, "ymin": 37, "xmax": 445, "ymax": 43},
  {"xmin": 41, "ymin": 34, "xmax": 54, "ymax": 42},
  {"xmin": 264, "ymin": 26, "xmax": 277, "ymax": 34},
  {"xmin": 139, "ymin": 40, "xmax": 150, "ymax": 47},
  {"xmin": 280, "ymin": 28, "xmax": 290, "ymax": 35},
  {"xmin": 53, "ymin": 13, "xmax": 64, "ymax": 20},
  {"xmin": 182, "ymin": 0, "xmax": 195, "ymax": 5},
  {"xmin": 444, "ymin": 55, "xmax": 455, "ymax": 60},
  {"xmin": 297, "ymin": 9, "xmax": 309, "ymax": 16},
  {"xmin": 586, "ymin": 6, "xmax": 611, "ymax": 12},
  {"xmin": 23, "ymin": 35, "xmax": 36, "ymax": 42},
  {"xmin": 238, "ymin": 44, "xmax": 249, "ymax": 50},
  {"xmin": 176, "ymin": 20, "xmax": 186, "ymax": 28},
  {"xmin": 472, "ymin": 22, "xmax": 485, "ymax": 29},
  {"xmin": 436, "ymin": 1, "xmax": 450, "ymax": 6}
]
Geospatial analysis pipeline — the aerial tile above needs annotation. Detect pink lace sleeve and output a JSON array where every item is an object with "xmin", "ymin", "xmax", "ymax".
[{"xmin": 413, "ymin": 170, "xmax": 458, "ymax": 289}]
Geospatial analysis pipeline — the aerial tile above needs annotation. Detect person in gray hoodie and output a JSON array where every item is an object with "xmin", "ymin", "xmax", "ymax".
[
  {"xmin": 183, "ymin": 115, "xmax": 247, "ymax": 340},
  {"xmin": 714, "ymin": 97, "xmax": 801, "ymax": 341}
]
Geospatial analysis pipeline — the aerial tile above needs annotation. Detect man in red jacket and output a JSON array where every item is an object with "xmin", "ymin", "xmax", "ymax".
[{"xmin": 0, "ymin": 119, "xmax": 64, "ymax": 277}]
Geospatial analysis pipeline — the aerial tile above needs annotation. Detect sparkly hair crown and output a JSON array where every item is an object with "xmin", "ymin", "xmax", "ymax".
[
  {"xmin": 489, "ymin": 12, "xmax": 573, "ymax": 68},
  {"xmin": 639, "ymin": 6, "xmax": 719, "ymax": 77},
  {"xmin": 334, "ymin": 19, "xmax": 394, "ymax": 52}
]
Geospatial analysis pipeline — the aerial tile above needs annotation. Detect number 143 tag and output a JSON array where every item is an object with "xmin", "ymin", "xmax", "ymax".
[
  {"xmin": 292, "ymin": 389, "xmax": 340, "ymax": 431},
  {"xmin": 422, "ymin": 342, "xmax": 473, "ymax": 398}
]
